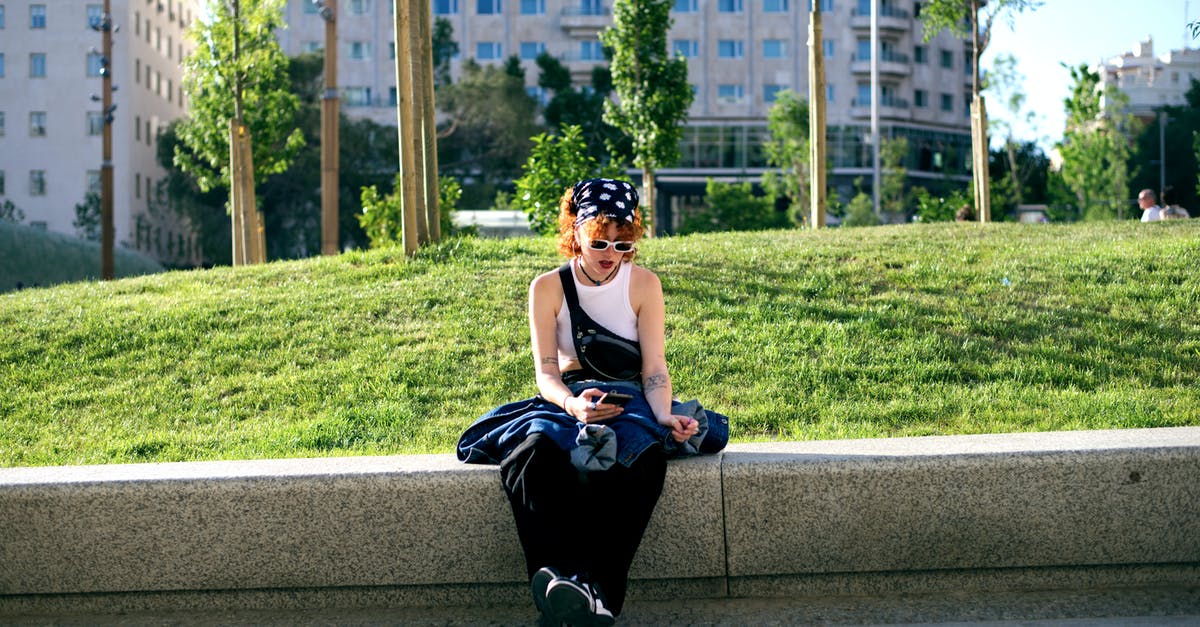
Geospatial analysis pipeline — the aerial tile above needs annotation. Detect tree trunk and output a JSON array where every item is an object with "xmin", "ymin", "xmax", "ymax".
[{"xmin": 642, "ymin": 166, "xmax": 656, "ymax": 237}]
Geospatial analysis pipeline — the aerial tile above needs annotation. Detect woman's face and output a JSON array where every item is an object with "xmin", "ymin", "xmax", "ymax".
[{"xmin": 577, "ymin": 221, "xmax": 628, "ymax": 275}]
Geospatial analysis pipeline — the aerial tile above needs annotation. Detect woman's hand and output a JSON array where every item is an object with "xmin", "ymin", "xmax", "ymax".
[
  {"xmin": 658, "ymin": 414, "xmax": 700, "ymax": 443},
  {"xmin": 566, "ymin": 388, "xmax": 624, "ymax": 424}
]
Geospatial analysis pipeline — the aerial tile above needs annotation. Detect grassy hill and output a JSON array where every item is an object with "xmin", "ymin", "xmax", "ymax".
[
  {"xmin": 2, "ymin": 221, "xmax": 1198, "ymax": 467},
  {"xmin": 0, "ymin": 221, "xmax": 164, "ymax": 293}
]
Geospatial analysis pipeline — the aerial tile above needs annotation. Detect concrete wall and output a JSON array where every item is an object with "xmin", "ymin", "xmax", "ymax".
[{"xmin": 2, "ymin": 427, "xmax": 1198, "ymax": 617}]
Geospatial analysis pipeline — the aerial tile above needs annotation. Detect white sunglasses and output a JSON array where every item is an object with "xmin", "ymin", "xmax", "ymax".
[{"xmin": 586, "ymin": 238, "xmax": 636, "ymax": 253}]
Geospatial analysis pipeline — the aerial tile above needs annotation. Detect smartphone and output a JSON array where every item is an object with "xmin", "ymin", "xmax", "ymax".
[{"xmin": 600, "ymin": 391, "xmax": 634, "ymax": 407}]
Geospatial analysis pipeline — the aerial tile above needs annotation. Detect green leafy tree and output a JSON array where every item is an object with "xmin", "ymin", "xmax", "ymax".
[
  {"xmin": 1057, "ymin": 63, "xmax": 1138, "ymax": 221},
  {"xmin": 1129, "ymin": 79, "xmax": 1200, "ymax": 212},
  {"xmin": 600, "ymin": 0, "xmax": 694, "ymax": 232},
  {"xmin": 438, "ymin": 57, "xmax": 541, "ymax": 209},
  {"xmin": 174, "ymin": 0, "xmax": 304, "ymax": 194},
  {"xmin": 513, "ymin": 124, "xmax": 623, "ymax": 235},
  {"xmin": 761, "ymin": 90, "xmax": 810, "ymax": 225},
  {"xmin": 922, "ymin": 0, "xmax": 1042, "ymax": 219},
  {"xmin": 911, "ymin": 186, "xmax": 971, "ymax": 222},
  {"xmin": 986, "ymin": 53, "xmax": 1042, "ymax": 207},
  {"xmin": 880, "ymin": 136, "xmax": 909, "ymax": 218},
  {"xmin": 431, "ymin": 17, "xmax": 459, "ymax": 88},
  {"xmin": 679, "ymin": 180, "xmax": 786, "ymax": 234},
  {"xmin": 73, "ymin": 193, "xmax": 102, "ymax": 241},
  {"xmin": 536, "ymin": 53, "xmax": 630, "ymax": 166},
  {"xmin": 843, "ymin": 192, "xmax": 881, "ymax": 227}
]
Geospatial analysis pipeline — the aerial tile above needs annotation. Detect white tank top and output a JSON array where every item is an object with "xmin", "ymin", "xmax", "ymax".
[{"xmin": 556, "ymin": 259, "xmax": 639, "ymax": 362}]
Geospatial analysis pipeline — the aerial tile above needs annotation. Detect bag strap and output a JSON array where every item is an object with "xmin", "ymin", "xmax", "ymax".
[{"xmin": 558, "ymin": 262, "xmax": 589, "ymax": 359}]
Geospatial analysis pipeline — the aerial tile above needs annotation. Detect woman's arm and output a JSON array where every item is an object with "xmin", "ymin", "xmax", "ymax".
[
  {"xmin": 529, "ymin": 272, "xmax": 610, "ymax": 421},
  {"xmin": 633, "ymin": 268, "xmax": 699, "ymax": 442}
]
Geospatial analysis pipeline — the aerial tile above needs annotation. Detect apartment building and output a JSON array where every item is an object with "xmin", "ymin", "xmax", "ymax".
[
  {"xmin": 0, "ymin": 1, "xmax": 200, "ymax": 266},
  {"xmin": 1098, "ymin": 36, "xmax": 1200, "ymax": 121},
  {"xmin": 277, "ymin": 0, "xmax": 973, "ymax": 215}
]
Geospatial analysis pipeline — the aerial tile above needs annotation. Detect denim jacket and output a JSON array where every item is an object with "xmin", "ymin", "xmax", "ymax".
[{"xmin": 457, "ymin": 380, "xmax": 730, "ymax": 469}]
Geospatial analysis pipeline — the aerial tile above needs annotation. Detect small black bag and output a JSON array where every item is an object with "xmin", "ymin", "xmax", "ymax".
[{"xmin": 559, "ymin": 264, "xmax": 642, "ymax": 381}]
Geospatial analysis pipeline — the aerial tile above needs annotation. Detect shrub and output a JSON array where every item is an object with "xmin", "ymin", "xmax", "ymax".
[
  {"xmin": 680, "ymin": 179, "xmax": 787, "ymax": 234},
  {"xmin": 512, "ymin": 124, "xmax": 623, "ymax": 235}
]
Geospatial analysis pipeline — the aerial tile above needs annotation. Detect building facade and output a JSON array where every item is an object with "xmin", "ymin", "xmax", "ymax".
[
  {"xmin": 1098, "ymin": 36, "xmax": 1200, "ymax": 121},
  {"xmin": 277, "ymin": 0, "xmax": 973, "ymax": 220},
  {"xmin": 0, "ymin": 0, "xmax": 200, "ymax": 266}
]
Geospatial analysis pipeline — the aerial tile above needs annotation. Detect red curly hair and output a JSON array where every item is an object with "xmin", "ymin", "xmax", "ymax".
[{"xmin": 555, "ymin": 187, "xmax": 644, "ymax": 261}]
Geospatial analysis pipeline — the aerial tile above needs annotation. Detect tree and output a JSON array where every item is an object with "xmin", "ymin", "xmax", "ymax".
[
  {"xmin": 761, "ymin": 90, "xmax": 810, "ymax": 226},
  {"xmin": 536, "ymin": 53, "xmax": 630, "ymax": 167},
  {"xmin": 879, "ymin": 136, "xmax": 909, "ymax": 218},
  {"xmin": 600, "ymin": 0, "xmax": 694, "ymax": 233},
  {"xmin": 986, "ymin": 53, "xmax": 1040, "ymax": 207},
  {"xmin": 1129, "ymin": 79, "xmax": 1200, "ymax": 213},
  {"xmin": 74, "ymin": 193, "xmax": 102, "ymax": 241},
  {"xmin": 922, "ymin": 0, "xmax": 1042, "ymax": 221},
  {"xmin": 437, "ymin": 57, "xmax": 541, "ymax": 209},
  {"xmin": 513, "ymin": 125, "xmax": 624, "ymax": 235},
  {"xmin": 359, "ymin": 176, "xmax": 465, "ymax": 248},
  {"xmin": 679, "ymin": 180, "xmax": 787, "ymax": 234},
  {"xmin": 174, "ymin": 0, "xmax": 304, "ymax": 194},
  {"xmin": 988, "ymin": 140, "xmax": 1050, "ymax": 217},
  {"xmin": 431, "ymin": 17, "xmax": 459, "ymax": 88},
  {"xmin": 1057, "ymin": 63, "xmax": 1138, "ymax": 221}
]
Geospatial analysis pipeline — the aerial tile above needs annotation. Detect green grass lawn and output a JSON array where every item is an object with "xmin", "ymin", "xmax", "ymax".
[
  {"xmin": 0, "ymin": 221, "xmax": 164, "ymax": 293},
  {"xmin": 2, "ymin": 221, "xmax": 1198, "ymax": 467}
]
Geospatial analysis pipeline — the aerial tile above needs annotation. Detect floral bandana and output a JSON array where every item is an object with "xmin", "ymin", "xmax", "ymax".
[{"xmin": 572, "ymin": 179, "xmax": 639, "ymax": 226}]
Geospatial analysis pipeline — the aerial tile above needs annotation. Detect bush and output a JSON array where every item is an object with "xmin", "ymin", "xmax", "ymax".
[
  {"xmin": 843, "ymin": 191, "xmax": 881, "ymax": 227},
  {"xmin": 358, "ymin": 175, "xmax": 468, "ymax": 248},
  {"xmin": 679, "ymin": 179, "xmax": 788, "ymax": 234},
  {"xmin": 512, "ymin": 124, "xmax": 623, "ymax": 235},
  {"xmin": 912, "ymin": 186, "xmax": 972, "ymax": 223}
]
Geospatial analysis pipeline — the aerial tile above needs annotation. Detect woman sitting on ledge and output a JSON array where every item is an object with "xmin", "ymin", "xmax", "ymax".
[{"xmin": 458, "ymin": 178, "xmax": 727, "ymax": 626}]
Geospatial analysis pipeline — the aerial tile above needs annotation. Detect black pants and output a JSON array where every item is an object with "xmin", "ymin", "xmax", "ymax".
[{"xmin": 499, "ymin": 432, "xmax": 667, "ymax": 617}]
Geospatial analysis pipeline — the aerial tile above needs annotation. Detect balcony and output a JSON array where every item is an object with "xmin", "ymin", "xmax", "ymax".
[
  {"xmin": 850, "ymin": 50, "xmax": 912, "ymax": 77},
  {"xmin": 849, "ymin": 95, "xmax": 912, "ymax": 120},
  {"xmin": 560, "ymin": 4, "xmax": 611, "ymax": 37},
  {"xmin": 850, "ymin": 5, "xmax": 911, "ymax": 33}
]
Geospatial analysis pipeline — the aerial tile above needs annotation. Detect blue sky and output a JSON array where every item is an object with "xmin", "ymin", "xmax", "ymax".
[{"xmin": 980, "ymin": 0, "xmax": 1195, "ymax": 150}]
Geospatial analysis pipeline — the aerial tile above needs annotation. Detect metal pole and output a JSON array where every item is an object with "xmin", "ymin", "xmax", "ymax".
[
  {"xmin": 100, "ymin": 0, "xmax": 114, "ymax": 280},
  {"xmin": 319, "ymin": 1, "xmax": 339, "ymax": 255},
  {"xmin": 870, "ymin": 0, "xmax": 880, "ymax": 217},
  {"xmin": 1159, "ymin": 110, "xmax": 1166, "ymax": 201},
  {"xmin": 808, "ymin": 4, "xmax": 826, "ymax": 228}
]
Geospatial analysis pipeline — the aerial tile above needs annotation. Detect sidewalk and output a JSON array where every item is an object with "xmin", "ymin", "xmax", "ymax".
[{"xmin": 6, "ymin": 584, "xmax": 1197, "ymax": 626}]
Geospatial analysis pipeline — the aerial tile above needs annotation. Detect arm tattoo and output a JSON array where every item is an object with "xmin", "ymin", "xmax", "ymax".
[
  {"xmin": 541, "ymin": 356, "xmax": 558, "ymax": 366},
  {"xmin": 644, "ymin": 373, "xmax": 669, "ymax": 392}
]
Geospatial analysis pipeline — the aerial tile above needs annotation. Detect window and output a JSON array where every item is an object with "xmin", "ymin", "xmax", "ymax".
[
  {"xmin": 87, "ymin": 170, "xmax": 101, "ymax": 194},
  {"xmin": 762, "ymin": 39, "xmax": 785, "ymax": 59},
  {"xmin": 914, "ymin": 89, "xmax": 927, "ymax": 107},
  {"xmin": 30, "ymin": 4, "xmax": 45, "ymax": 28},
  {"xmin": 580, "ymin": 40, "xmax": 603, "ymax": 61},
  {"xmin": 145, "ymin": 119, "xmax": 151, "ymax": 145},
  {"xmin": 520, "ymin": 0, "xmax": 544, "ymax": 14},
  {"xmin": 87, "ymin": 5, "xmax": 102, "ymax": 29},
  {"xmin": 673, "ymin": 39, "xmax": 699, "ymax": 58},
  {"xmin": 578, "ymin": 0, "xmax": 603, "ymax": 15},
  {"xmin": 718, "ymin": 40, "xmax": 744, "ymax": 59},
  {"xmin": 526, "ymin": 86, "xmax": 547, "ymax": 105},
  {"xmin": 0, "ymin": 111, "xmax": 4, "ymax": 136},
  {"xmin": 913, "ymin": 45, "xmax": 927, "ymax": 64},
  {"xmin": 343, "ymin": 86, "xmax": 372, "ymax": 106},
  {"xmin": 350, "ymin": 0, "xmax": 371, "ymax": 14},
  {"xmin": 30, "ymin": 170, "xmax": 46, "ymax": 195},
  {"xmin": 856, "ymin": 39, "xmax": 870, "ymax": 61},
  {"xmin": 135, "ymin": 115, "xmax": 141, "ymax": 141},
  {"xmin": 476, "ymin": 41, "xmax": 502, "ymax": 60},
  {"xmin": 519, "ymin": 41, "xmax": 544, "ymax": 60},
  {"xmin": 674, "ymin": 0, "xmax": 698, "ymax": 11},
  {"xmin": 30, "ymin": 53, "xmax": 47, "ymax": 78},
  {"xmin": 0, "ymin": 171, "xmax": 4, "ymax": 195},
  {"xmin": 718, "ymin": 0, "xmax": 743, "ymax": 12},
  {"xmin": 964, "ymin": 50, "xmax": 972, "ymax": 75},
  {"xmin": 0, "ymin": 5, "xmax": 5, "ymax": 28},
  {"xmin": 764, "ymin": 0, "xmax": 787, "ymax": 11},
  {"xmin": 717, "ymin": 84, "xmax": 745, "ymax": 103},
  {"xmin": 826, "ymin": 83, "xmax": 834, "ymax": 102},
  {"xmin": 388, "ymin": 87, "xmax": 397, "ymax": 106},
  {"xmin": 304, "ymin": 1, "xmax": 317, "ymax": 13},
  {"xmin": 87, "ymin": 111, "xmax": 103, "ymax": 135},
  {"xmin": 303, "ymin": 41, "xmax": 322, "ymax": 53},
  {"xmin": 763, "ymin": 84, "xmax": 785, "ymax": 103},
  {"xmin": 940, "ymin": 92, "xmax": 953, "ymax": 112},
  {"xmin": 388, "ymin": 42, "xmax": 395, "ymax": 59},
  {"xmin": 30, "ymin": 111, "xmax": 46, "ymax": 136},
  {"xmin": 477, "ymin": 0, "xmax": 501, "ymax": 14},
  {"xmin": 964, "ymin": 93, "xmax": 971, "ymax": 117},
  {"xmin": 0, "ymin": 53, "xmax": 5, "ymax": 78},
  {"xmin": 823, "ymin": 39, "xmax": 834, "ymax": 58},
  {"xmin": 135, "ymin": 172, "xmax": 141, "ymax": 198},
  {"xmin": 856, "ymin": 83, "xmax": 870, "ymax": 106},
  {"xmin": 350, "ymin": 41, "xmax": 371, "ymax": 60},
  {"xmin": 434, "ymin": 0, "xmax": 458, "ymax": 15},
  {"xmin": 87, "ymin": 51, "xmax": 104, "ymax": 77},
  {"xmin": 940, "ymin": 49, "xmax": 953, "ymax": 69}
]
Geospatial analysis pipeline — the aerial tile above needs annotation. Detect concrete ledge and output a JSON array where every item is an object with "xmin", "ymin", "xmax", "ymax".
[{"xmin": 2, "ymin": 427, "xmax": 1198, "ymax": 616}]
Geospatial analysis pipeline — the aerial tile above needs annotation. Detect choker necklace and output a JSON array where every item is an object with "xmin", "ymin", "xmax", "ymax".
[{"xmin": 578, "ymin": 259, "xmax": 620, "ymax": 286}]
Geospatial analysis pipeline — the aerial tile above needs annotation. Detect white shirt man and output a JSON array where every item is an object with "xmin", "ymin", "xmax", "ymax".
[{"xmin": 1138, "ymin": 189, "xmax": 1163, "ymax": 222}]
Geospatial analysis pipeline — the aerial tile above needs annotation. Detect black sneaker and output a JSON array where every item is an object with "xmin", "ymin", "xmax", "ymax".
[
  {"xmin": 546, "ymin": 576, "xmax": 615, "ymax": 627},
  {"xmin": 531, "ymin": 566, "xmax": 560, "ymax": 616}
]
